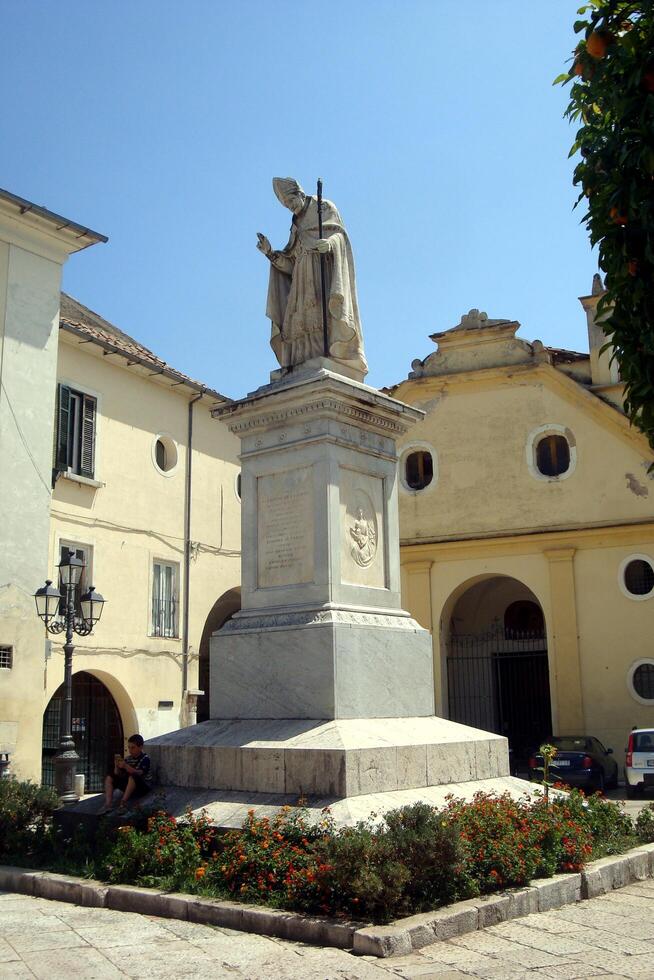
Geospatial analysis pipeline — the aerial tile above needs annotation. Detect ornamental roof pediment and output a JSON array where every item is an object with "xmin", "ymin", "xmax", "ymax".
[
  {"xmin": 410, "ymin": 309, "xmax": 533, "ymax": 378},
  {"xmin": 403, "ymin": 309, "xmax": 588, "ymax": 382}
]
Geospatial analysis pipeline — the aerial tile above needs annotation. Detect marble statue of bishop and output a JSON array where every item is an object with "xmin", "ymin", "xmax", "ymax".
[{"xmin": 257, "ymin": 177, "xmax": 368, "ymax": 379}]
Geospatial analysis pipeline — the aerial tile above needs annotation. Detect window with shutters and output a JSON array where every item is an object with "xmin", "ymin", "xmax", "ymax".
[
  {"xmin": 151, "ymin": 560, "xmax": 179, "ymax": 638},
  {"xmin": 54, "ymin": 384, "xmax": 97, "ymax": 479}
]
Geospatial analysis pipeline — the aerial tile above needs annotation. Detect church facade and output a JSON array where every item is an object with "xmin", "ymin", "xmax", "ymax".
[{"xmin": 392, "ymin": 285, "xmax": 654, "ymax": 766}]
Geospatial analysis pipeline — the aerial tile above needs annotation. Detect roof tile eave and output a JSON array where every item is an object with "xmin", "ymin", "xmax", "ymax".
[{"xmin": 59, "ymin": 293, "xmax": 229, "ymax": 402}]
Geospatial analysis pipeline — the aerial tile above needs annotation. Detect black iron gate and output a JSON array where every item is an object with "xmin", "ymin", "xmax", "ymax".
[
  {"xmin": 446, "ymin": 626, "xmax": 552, "ymax": 761},
  {"xmin": 42, "ymin": 671, "xmax": 124, "ymax": 793}
]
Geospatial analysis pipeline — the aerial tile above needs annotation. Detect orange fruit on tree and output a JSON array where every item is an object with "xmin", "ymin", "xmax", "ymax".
[
  {"xmin": 586, "ymin": 31, "xmax": 612, "ymax": 59},
  {"xmin": 609, "ymin": 206, "xmax": 628, "ymax": 225}
]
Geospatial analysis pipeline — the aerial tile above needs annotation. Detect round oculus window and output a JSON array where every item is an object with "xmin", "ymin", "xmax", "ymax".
[
  {"xmin": 535, "ymin": 434, "xmax": 570, "ymax": 477},
  {"xmin": 623, "ymin": 558, "xmax": 654, "ymax": 597},
  {"xmin": 404, "ymin": 450, "xmax": 433, "ymax": 491},
  {"xmin": 632, "ymin": 662, "xmax": 654, "ymax": 701}
]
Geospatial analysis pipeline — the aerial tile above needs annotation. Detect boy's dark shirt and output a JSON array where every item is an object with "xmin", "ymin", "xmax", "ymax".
[{"xmin": 124, "ymin": 751, "xmax": 152, "ymax": 786}]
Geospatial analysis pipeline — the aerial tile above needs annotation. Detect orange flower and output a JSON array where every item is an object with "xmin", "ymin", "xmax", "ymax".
[{"xmin": 195, "ymin": 867, "xmax": 206, "ymax": 880}]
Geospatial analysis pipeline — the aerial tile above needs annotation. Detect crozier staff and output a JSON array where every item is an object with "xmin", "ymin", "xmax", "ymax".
[{"xmin": 256, "ymin": 177, "xmax": 367, "ymax": 377}]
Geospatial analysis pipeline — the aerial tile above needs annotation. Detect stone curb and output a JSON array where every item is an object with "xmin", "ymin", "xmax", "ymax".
[
  {"xmin": 0, "ymin": 865, "xmax": 357, "ymax": 949},
  {"xmin": 1, "ymin": 841, "xmax": 653, "ymax": 958},
  {"xmin": 352, "ymin": 842, "xmax": 654, "ymax": 957}
]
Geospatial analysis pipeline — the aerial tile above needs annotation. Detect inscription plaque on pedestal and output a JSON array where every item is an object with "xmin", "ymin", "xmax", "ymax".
[{"xmin": 257, "ymin": 466, "xmax": 314, "ymax": 588}]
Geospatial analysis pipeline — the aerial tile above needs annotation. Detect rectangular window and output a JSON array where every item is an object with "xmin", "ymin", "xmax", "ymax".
[
  {"xmin": 54, "ymin": 384, "xmax": 97, "ymax": 479},
  {"xmin": 59, "ymin": 541, "xmax": 93, "ymax": 616},
  {"xmin": 0, "ymin": 646, "xmax": 13, "ymax": 669},
  {"xmin": 152, "ymin": 560, "xmax": 178, "ymax": 638}
]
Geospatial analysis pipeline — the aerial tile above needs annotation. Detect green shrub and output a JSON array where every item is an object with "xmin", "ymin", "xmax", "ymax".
[
  {"xmin": 322, "ymin": 803, "xmax": 471, "ymax": 922},
  {"xmin": 0, "ymin": 778, "xmax": 59, "ymax": 860},
  {"xmin": 635, "ymin": 803, "xmax": 654, "ymax": 844},
  {"xmin": 200, "ymin": 803, "xmax": 468, "ymax": 922},
  {"xmin": 205, "ymin": 807, "xmax": 332, "ymax": 912},
  {"xmin": 101, "ymin": 809, "xmax": 216, "ymax": 889},
  {"xmin": 443, "ymin": 791, "xmax": 593, "ymax": 890},
  {"xmin": 553, "ymin": 788, "xmax": 636, "ymax": 857},
  {"xmin": 15, "ymin": 786, "xmax": 644, "ymax": 925}
]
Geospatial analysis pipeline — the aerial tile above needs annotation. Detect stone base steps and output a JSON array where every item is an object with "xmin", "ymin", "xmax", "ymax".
[
  {"xmin": 71, "ymin": 774, "xmax": 535, "ymax": 829},
  {"xmin": 146, "ymin": 716, "xmax": 510, "ymax": 800}
]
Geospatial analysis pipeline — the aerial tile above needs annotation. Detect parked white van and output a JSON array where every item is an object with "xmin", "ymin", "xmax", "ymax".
[{"xmin": 625, "ymin": 729, "xmax": 654, "ymax": 798}]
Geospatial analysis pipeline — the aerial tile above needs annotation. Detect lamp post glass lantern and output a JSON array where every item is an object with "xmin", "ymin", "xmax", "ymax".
[{"xmin": 34, "ymin": 549, "xmax": 105, "ymax": 803}]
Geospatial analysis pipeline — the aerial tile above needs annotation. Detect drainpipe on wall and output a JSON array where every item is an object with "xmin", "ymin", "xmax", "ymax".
[{"xmin": 182, "ymin": 391, "xmax": 203, "ymax": 722}]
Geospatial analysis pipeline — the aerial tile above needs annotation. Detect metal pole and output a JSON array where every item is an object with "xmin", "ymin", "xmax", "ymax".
[
  {"xmin": 317, "ymin": 178, "xmax": 329, "ymax": 358},
  {"xmin": 53, "ymin": 583, "xmax": 80, "ymax": 804},
  {"xmin": 182, "ymin": 392, "xmax": 203, "ymax": 719}
]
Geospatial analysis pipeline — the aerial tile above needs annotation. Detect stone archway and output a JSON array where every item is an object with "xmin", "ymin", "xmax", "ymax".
[
  {"xmin": 42, "ymin": 671, "xmax": 124, "ymax": 793},
  {"xmin": 197, "ymin": 587, "xmax": 241, "ymax": 723},
  {"xmin": 441, "ymin": 575, "xmax": 552, "ymax": 762}
]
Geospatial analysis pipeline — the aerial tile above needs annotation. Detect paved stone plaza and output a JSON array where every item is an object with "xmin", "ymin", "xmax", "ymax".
[{"xmin": 2, "ymin": 880, "xmax": 654, "ymax": 979}]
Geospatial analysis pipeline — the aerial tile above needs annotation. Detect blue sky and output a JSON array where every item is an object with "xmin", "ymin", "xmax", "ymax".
[{"xmin": 1, "ymin": 1, "xmax": 593, "ymax": 397}]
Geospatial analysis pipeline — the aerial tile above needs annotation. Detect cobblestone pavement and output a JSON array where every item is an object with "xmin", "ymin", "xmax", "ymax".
[{"xmin": 2, "ymin": 881, "xmax": 654, "ymax": 979}]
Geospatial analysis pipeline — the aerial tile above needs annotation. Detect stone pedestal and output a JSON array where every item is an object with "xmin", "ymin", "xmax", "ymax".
[
  {"xmin": 148, "ymin": 365, "xmax": 520, "ymax": 825},
  {"xmin": 209, "ymin": 369, "xmax": 435, "ymax": 721}
]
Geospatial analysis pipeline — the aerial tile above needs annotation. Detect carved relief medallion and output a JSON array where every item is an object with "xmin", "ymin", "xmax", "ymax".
[{"xmin": 348, "ymin": 491, "xmax": 377, "ymax": 567}]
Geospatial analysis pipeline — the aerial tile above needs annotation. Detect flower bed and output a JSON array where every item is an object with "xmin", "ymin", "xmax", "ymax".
[{"xmin": 3, "ymin": 776, "xmax": 651, "ymax": 925}]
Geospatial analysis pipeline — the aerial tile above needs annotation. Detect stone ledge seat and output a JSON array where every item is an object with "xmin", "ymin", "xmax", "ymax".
[{"xmin": 70, "ymin": 774, "xmax": 537, "ymax": 831}]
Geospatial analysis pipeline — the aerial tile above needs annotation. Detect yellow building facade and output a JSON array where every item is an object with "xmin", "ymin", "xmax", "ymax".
[
  {"xmin": 393, "ymin": 291, "xmax": 654, "ymax": 765},
  {"xmin": 1, "ymin": 191, "xmax": 242, "ymax": 790},
  {"xmin": 40, "ymin": 297, "xmax": 242, "ymax": 789}
]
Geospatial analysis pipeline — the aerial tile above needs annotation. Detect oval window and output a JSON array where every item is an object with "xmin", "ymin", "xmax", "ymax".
[
  {"xmin": 235, "ymin": 472, "xmax": 242, "ymax": 501},
  {"xmin": 155, "ymin": 439, "xmax": 167, "ymax": 471},
  {"xmin": 405, "ymin": 450, "xmax": 433, "ymax": 491},
  {"xmin": 153, "ymin": 434, "xmax": 178, "ymax": 474},
  {"xmin": 633, "ymin": 663, "xmax": 654, "ymax": 701},
  {"xmin": 536, "ymin": 435, "xmax": 570, "ymax": 477},
  {"xmin": 624, "ymin": 558, "xmax": 654, "ymax": 597}
]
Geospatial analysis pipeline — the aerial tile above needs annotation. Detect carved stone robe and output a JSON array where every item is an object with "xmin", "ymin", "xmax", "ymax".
[{"xmin": 265, "ymin": 197, "xmax": 367, "ymax": 376}]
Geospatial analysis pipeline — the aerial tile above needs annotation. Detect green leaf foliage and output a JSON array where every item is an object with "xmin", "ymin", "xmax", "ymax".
[{"xmin": 557, "ymin": 2, "xmax": 654, "ymax": 454}]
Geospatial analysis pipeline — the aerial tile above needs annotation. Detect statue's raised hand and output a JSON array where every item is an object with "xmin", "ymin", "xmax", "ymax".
[
  {"xmin": 256, "ymin": 232, "xmax": 272, "ymax": 257},
  {"xmin": 315, "ymin": 238, "xmax": 331, "ymax": 254}
]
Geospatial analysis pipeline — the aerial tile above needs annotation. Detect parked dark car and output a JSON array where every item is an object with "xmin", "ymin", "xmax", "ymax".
[{"xmin": 528, "ymin": 735, "xmax": 619, "ymax": 792}]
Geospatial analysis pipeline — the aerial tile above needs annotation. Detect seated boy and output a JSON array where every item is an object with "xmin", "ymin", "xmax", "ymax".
[{"xmin": 102, "ymin": 734, "xmax": 152, "ymax": 812}]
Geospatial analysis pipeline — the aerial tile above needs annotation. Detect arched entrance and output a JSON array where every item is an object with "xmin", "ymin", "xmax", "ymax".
[
  {"xmin": 443, "ymin": 576, "xmax": 552, "ymax": 762},
  {"xmin": 42, "ymin": 671, "xmax": 124, "ymax": 792},
  {"xmin": 197, "ymin": 587, "xmax": 241, "ymax": 723}
]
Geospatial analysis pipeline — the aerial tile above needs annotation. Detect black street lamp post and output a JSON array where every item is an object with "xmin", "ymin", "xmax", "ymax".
[{"xmin": 34, "ymin": 549, "xmax": 105, "ymax": 804}]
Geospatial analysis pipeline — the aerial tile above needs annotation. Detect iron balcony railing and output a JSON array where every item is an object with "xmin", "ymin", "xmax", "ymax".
[{"xmin": 151, "ymin": 596, "xmax": 178, "ymax": 638}]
